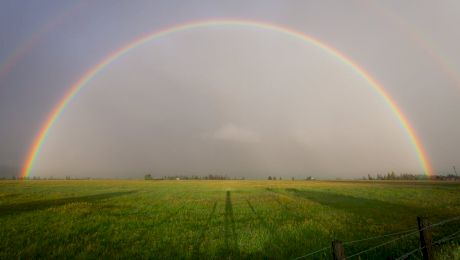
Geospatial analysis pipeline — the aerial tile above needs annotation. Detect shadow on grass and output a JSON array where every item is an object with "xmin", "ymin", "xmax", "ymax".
[
  {"xmin": 224, "ymin": 191, "xmax": 239, "ymax": 256},
  {"xmin": 266, "ymin": 188, "xmax": 289, "ymax": 211},
  {"xmin": 246, "ymin": 199, "xmax": 272, "ymax": 230},
  {"xmin": 265, "ymin": 188, "xmax": 308, "ymax": 223},
  {"xmin": 285, "ymin": 188, "xmax": 422, "ymax": 224},
  {"xmin": 246, "ymin": 199, "xmax": 287, "ymax": 256},
  {"xmin": 0, "ymin": 190, "xmax": 137, "ymax": 217},
  {"xmin": 245, "ymin": 197, "xmax": 334, "ymax": 259},
  {"xmin": 0, "ymin": 193, "xmax": 21, "ymax": 200},
  {"xmin": 283, "ymin": 189, "xmax": 460, "ymax": 259},
  {"xmin": 192, "ymin": 201, "xmax": 218, "ymax": 259}
]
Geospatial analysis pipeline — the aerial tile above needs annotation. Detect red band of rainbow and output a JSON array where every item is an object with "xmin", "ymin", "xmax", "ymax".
[{"xmin": 21, "ymin": 19, "xmax": 433, "ymax": 178}]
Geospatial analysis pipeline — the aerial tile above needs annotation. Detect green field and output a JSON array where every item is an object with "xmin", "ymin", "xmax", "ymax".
[{"xmin": 1, "ymin": 180, "xmax": 459, "ymax": 259}]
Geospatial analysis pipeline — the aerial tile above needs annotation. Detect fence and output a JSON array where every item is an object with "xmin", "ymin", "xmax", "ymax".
[{"xmin": 293, "ymin": 216, "xmax": 460, "ymax": 260}]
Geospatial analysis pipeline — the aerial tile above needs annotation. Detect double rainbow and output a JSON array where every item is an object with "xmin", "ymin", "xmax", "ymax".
[{"xmin": 21, "ymin": 19, "xmax": 433, "ymax": 178}]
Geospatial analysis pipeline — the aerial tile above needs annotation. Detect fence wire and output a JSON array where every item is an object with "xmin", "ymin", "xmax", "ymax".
[
  {"xmin": 343, "ymin": 228, "xmax": 418, "ymax": 245},
  {"xmin": 292, "ymin": 246, "xmax": 329, "ymax": 260},
  {"xmin": 345, "ymin": 216, "xmax": 460, "ymax": 259},
  {"xmin": 293, "ymin": 215, "xmax": 460, "ymax": 260},
  {"xmin": 396, "ymin": 228, "xmax": 460, "ymax": 260},
  {"xmin": 292, "ymin": 228, "xmax": 418, "ymax": 259}
]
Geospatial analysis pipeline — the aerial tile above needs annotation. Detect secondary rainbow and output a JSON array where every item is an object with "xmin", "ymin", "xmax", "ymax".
[
  {"xmin": 21, "ymin": 19, "xmax": 434, "ymax": 178},
  {"xmin": 0, "ymin": 1, "xmax": 88, "ymax": 81}
]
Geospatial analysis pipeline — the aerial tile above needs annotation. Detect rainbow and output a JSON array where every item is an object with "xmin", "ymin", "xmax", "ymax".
[
  {"xmin": 366, "ymin": 1, "xmax": 460, "ymax": 91},
  {"xmin": 0, "ymin": 1, "xmax": 88, "ymax": 81},
  {"xmin": 21, "ymin": 19, "xmax": 433, "ymax": 178}
]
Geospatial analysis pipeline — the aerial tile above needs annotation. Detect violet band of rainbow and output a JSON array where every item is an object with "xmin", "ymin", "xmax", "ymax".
[
  {"xmin": 0, "ymin": 1, "xmax": 88, "ymax": 81},
  {"xmin": 21, "ymin": 19, "xmax": 433, "ymax": 178}
]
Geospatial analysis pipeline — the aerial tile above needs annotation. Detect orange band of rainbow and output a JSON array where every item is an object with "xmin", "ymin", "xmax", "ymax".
[
  {"xmin": 0, "ymin": 1, "xmax": 88, "ymax": 81},
  {"xmin": 21, "ymin": 19, "xmax": 433, "ymax": 178}
]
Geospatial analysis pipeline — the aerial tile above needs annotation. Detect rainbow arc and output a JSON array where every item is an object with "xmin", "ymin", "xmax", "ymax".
[{"xmin": 21, "ymin": 19, "xmax": 433, "ymax": 178}]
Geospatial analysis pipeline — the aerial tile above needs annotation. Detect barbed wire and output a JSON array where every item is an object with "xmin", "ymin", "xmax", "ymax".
[
  {"xmin": 344, "ymin": 216, "xmax": 460, "ymax": 259},
  {"xmin": 292, "ymin": 246, "xmax": 329, "ymax": 260},
  {"xmin": 396, "ymin": 228, "xmax": 460, "ymax": 260},
  {"xmin": 293, "ymin": 215, "xmax": 460, "ymax": 260},
  {"xmin": 395, "ymin": 246, "xmax": 423, "ymax": 260},
  {"xmin": 293, "ymin": 228, "xmax": 419, "ymax": 260},
  {"xmin": 343, "ymin": 228, "xmax": 418, "ymax": 245},
  {"xmin": 292, "ymin": 229, "xmax": 419, "ymax": 259},
  {"xmin": 434, "ymin": 229, "xmax": 460, "ymax": 244},
  {"xmin": 344, "ymin": 230, "xmax": 419, "ymax": 259},
  {"xmin": 426, "ymin": 216, "xmax": 460, "ymax": 229}
]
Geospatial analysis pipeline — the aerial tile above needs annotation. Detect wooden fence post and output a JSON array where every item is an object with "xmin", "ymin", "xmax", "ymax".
[
  {"xmin": 417, "ymin": 217, "xmax": 433, "ymax": 260},
  {"xmin": 332, "ymin": 240, "xmax": 345, "ymax": 260}
]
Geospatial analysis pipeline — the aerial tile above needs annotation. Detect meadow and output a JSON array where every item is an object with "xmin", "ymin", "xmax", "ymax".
[{"xmin": 0, "ymin": 180, "xmax": 459, "ymax": 259}]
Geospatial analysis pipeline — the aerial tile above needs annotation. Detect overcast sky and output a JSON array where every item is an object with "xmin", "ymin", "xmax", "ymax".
[{"xmin": 1, "ymin": 0, "xmax": 459, "ymax": 178}]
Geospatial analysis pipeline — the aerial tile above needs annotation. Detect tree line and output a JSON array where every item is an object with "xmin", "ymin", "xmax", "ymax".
[
  {"xmin": 364, "ymin": 172, "xmax": 460, "ymax": 180},
  {"xmin": 144, "ymin": 174, "xmax": 244, "ymax": 180}
]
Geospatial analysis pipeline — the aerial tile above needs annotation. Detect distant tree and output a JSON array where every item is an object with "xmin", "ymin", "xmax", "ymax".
[
  {"xmin": 144, "ymin": 174, "xmax": 152, "ymax": 180},
  {"xmin": 268, "ymin": 176, "xmax": 272, "ymax": 180},
  {"xmin": 291, "ymin": 177, "xmax": 295, "ymax": 181},
  {"xmin": 273, "ymin": 176, "xmax": 277, "ymax": 180},
  {"xmin": 279, "ymin": 177, "xmax": 282, "ymax": 180}
]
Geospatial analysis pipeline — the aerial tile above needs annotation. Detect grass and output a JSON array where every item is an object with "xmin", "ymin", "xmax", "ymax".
[{"xmin": 0, "ymin": 180, "xmax": 459, "ymax": 259}]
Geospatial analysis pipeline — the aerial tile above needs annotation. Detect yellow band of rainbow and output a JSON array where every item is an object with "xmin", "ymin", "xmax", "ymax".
[{"xmin": 21, "ymin": 19, "xmax": 433, "ymax": 178}]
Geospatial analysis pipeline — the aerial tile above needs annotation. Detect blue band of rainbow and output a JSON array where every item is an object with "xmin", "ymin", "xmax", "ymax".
[{"xmin": 22, "ymin": 19, "xmax": 433, "ymax": 178}]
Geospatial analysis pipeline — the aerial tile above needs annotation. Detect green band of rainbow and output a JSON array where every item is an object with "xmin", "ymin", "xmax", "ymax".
[
  {"xmin": 0, "ymin": 1, "xmax": 88, "ymax": 81},
  {"xmin": 21, "ymin": 19, "xmax": 433, "ymax": 178}
]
